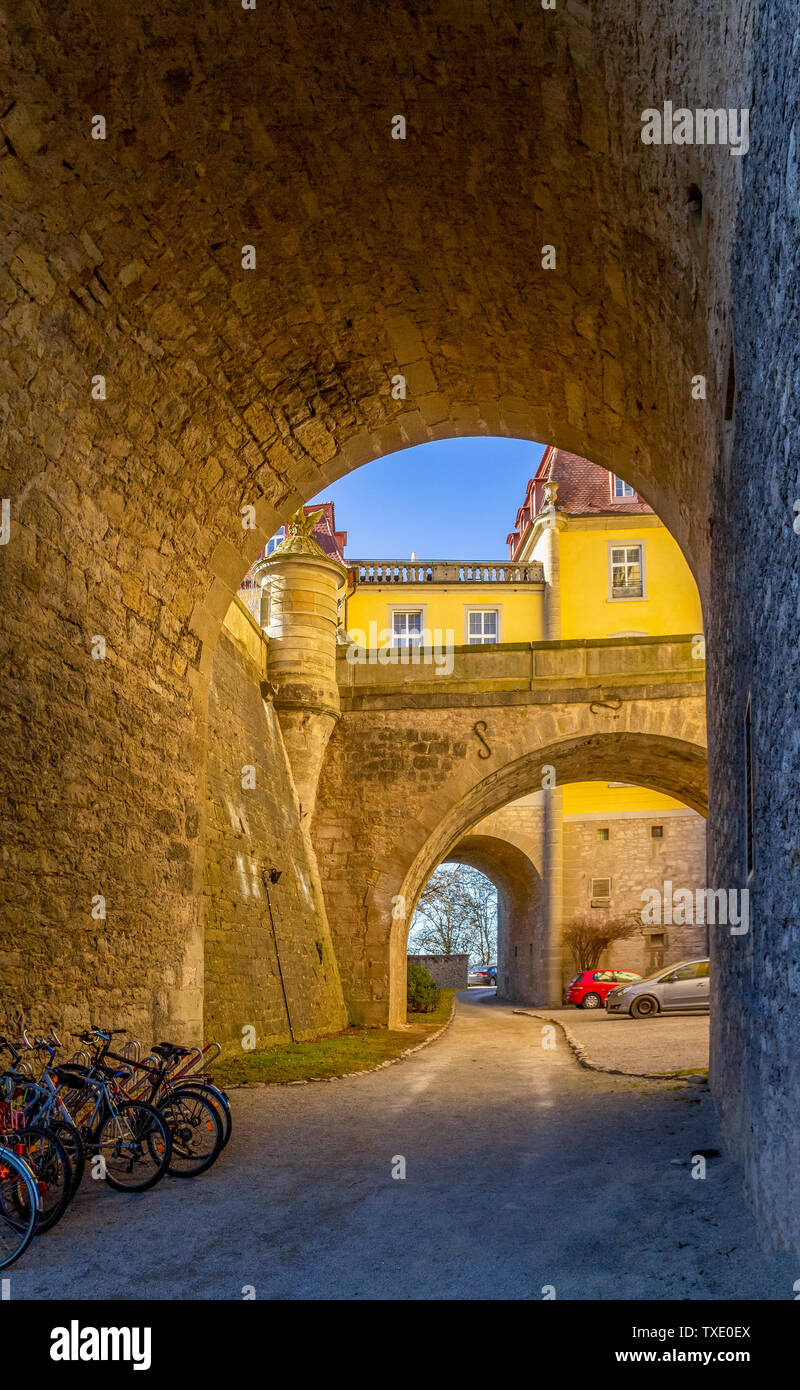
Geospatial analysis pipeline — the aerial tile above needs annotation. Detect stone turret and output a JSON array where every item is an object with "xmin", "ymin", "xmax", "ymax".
[{"xmin": 261, "ymin": 508, "xmax": 346, "ymax": 822}]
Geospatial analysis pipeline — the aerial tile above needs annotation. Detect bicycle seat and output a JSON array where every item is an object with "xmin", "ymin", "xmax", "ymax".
[
  {"xmin": 52, "ymin": 1066, "xmax": 92, "ymax": 1087},
  {"xmin": 152, "ymin": 1042, "xmax": 191, "ymax": 1059}
]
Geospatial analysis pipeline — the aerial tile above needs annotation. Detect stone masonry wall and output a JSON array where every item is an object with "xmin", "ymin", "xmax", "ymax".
[
  {"xmin": 709, "ymin": 0, "xmax": 800, "ymax": 1252},
  {"xmin": 204, "ymin": 626, "xmax": 347, "ymax": 1052},
  {"xmin": 463, "ymin": 798, "xmax": 705, "ymax": 996},
  {"xmin": 314, "ymin": 682, "xmax": 706, "ymax": 1026},
  {"xmin": 408, "ymin": 954, "xmax": 468, "ymax": 989},
  {"xmin": 561, "ymin": 813, "xmax": 707, "ymax": 979},
  {"xmin": 0, "ymin": 0, "xmax": 726, "ymax": 1051}
]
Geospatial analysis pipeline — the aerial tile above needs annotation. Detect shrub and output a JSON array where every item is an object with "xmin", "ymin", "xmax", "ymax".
[
  {"xmin": 407, "ymin": 961, "xmax": 441, "ymax": 1013},
  {"xmin": 564, "ymin": 911, "xmax": 641, "ymax": 971}
]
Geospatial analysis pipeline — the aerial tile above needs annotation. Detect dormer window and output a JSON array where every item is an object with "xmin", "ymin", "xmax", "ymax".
[{"xmin": 611, "ymin": 474, "xmax": 635, "ymax": 499}]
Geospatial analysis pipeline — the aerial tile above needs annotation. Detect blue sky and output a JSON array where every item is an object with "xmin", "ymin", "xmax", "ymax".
[{"xmin": 310, "ymin": 437, "xmax": 546, "ymax": 559}]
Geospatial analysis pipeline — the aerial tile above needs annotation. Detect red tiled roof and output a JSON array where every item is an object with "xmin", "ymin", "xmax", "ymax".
[
  {"xmin": 508, "ymin": 447, "xmax": 653, "ymax": 560},
  {"xmin": 309, "ymin": 501, "xmax": 347, "ymax": 563},
  {"xmin": 240, "ymin": 502, "xmax": 346, "ymax": 590}
]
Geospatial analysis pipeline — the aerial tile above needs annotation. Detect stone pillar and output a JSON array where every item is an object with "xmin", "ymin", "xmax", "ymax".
[
  {"xmin": 540, "ymin": 486, "xmax": 565, "ymax": 1003},
  {"xmin": 540, "ymin": 481, "xmax": 562, "ymax": 642},
  {"xmin": 261, "ymin": 510, "xmax": 346, "ymax": 823},
  {"xmin": 542, "ymin": 785, "xmax": 565, "ymax": 1004}
]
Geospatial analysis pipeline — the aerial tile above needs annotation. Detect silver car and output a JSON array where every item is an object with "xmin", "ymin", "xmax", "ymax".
[{"xmin": 605, "ymin": 957, "xmax": 709, "ymax": 1018}]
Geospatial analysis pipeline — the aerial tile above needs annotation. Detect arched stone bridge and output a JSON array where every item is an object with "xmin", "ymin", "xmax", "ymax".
[{"xmin": 313, "ymin": 634, "xmax": 707, "ymax": 1026}]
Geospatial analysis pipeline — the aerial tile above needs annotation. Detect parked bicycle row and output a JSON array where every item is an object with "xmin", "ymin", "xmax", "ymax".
[{"xmin": 0, "ymin": 1025, "xmax": 232, "ymax": 1270}]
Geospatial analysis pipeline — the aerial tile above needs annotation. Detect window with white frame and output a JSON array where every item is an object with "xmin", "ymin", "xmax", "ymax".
[
  {"xmin": 611, "ymin": 474, "xmax": 635, "ymax": 499},
  {"xmin": 392, "ymin": 610, "xmax": 423, "ymax": 647},
  {"xmin": 466, "ymin": 608, "xmax": 499, "ymax": 644},
  {"xmin": 609, "ymin": 543, "xmax": 644, "ymax": 599},
  {"xmin": 266, "ymin": 526, "xmax": 285, "ymax": 555}
]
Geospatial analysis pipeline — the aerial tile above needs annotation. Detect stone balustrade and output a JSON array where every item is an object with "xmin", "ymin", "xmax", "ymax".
[{"xmin": 348, "ymin": 559, "xmax": 545, "ymax": 585}]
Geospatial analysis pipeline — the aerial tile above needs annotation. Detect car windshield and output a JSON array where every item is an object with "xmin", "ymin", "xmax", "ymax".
[
  {"xmin": 640, "ymin": 960, "xmax": 705, "ymax": 982},
  {"xmin": 639, "ymin": 966, "xmax": 677, "ymax": 982}
]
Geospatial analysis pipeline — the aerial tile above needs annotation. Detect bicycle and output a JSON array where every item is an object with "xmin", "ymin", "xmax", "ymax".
[
  {"xmin": 52, "ymin": 1030, "xmax": 172, "ymax": 1193},
  {"xmin": 0, "ymin": 1146, "xmax": 39, "ymax": 1270},
  {"xmin": 10, "ymin": 1032, "xmax": 85, "ymax": 1196},
  {"xmin": 155, "ymin": 1043, "xmax": 233, "ymax": 1151},
  {"xmin": 80, "ymin": 1031, "xmax": 224, "ymax": 1179},
  {"xmin": 0, "ymin": 1041, "xmax": 74, "ymax": 1232}
]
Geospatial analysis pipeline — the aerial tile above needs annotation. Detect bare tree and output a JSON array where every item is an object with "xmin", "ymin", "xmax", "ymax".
[
  {"xmin": 464, "ymin": 870, "xmax": 496, "ymax": 965},
  {"xmin": 563, "ymin": 911, "xmax": 641, "ymax": 973},
  {"xmin": 409, "ymin": 864, "xmax": 497, "ymax": 962}
]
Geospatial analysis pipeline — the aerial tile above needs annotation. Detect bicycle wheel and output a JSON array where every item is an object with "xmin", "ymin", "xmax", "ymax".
[
  {"xmin": 95, "ymin": 1101, "xmax": 171, "ymax": 1193},
  {"xmin": 50, "ymin": 1119, "xmax": 85, "ymax": 1197},
  {"xmin": 15, "ymin": 1127, "xmax": 72, "ymax": 1234},
  {"xmin": 159, "ymin": 1088, "xmax": 223, "ymax": 1178},
  {"xmin": 0, "ymin": 1148, "xmax": 39, "ymax": 1269},
  {"xmin": 174, "ymin": 1081, "xmax": 232, "ymax": 1148}
]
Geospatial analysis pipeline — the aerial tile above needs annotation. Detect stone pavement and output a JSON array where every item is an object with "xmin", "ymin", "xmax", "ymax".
[
  {"xmin": 514, "ymin": 1003, "xmax": 709, "ymax": 1077},
  {"xmin": 10, "ymin": 992, "xmax": 790, "ymax": 1302}
]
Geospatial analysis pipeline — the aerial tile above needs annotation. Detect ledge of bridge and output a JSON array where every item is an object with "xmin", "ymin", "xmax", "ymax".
[{"xmin": 335, "ymin": 633, "xmax": 706, "ymax": 709}]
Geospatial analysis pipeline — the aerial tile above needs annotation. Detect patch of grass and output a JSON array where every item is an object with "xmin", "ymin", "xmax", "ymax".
[{"xmin": 214, "ymin": 990, "xmax": 455, "ymax": 1086}]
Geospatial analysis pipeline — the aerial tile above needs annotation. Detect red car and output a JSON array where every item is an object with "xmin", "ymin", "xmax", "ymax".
[{"xmin": 566, "ymin": 969, "xmax": 643, "ymax": 1009}]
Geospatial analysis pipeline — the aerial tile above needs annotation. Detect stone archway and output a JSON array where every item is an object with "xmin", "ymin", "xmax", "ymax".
[
  {"xmin": 445, "ymin": 834, "xmax": 545, "ymax": 1005},
  {"xmin": 320, "ymin": 725, "xmax": 709, "ymax": 1029},
  {"xmin": 1, "ymin": 4, "xmax": 734, "ymax": 1046}
]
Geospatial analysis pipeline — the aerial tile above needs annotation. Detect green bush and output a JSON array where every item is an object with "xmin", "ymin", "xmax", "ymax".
[{"xmin": 407, "ymin": 961, "xmax": 441, "ymax": 1013}]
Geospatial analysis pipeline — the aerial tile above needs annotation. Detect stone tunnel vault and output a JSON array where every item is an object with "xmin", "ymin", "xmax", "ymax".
[
  {"xmin": 3, "ymin": 1, "xmax": 800, "ymax": 1252},
  {"xmin": 1, "ymin": 2, "xmax": 735, "ymax": 1048},
  {"xmin": 443, "ymin": 835, "xmax": 545, "ymax": 1006},
  {"xmin": 375, "ymin": 728, "xmax": 709, "ymax": 1028}
]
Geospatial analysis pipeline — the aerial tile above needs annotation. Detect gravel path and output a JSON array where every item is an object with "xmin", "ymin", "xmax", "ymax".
[
  {"xmin": 514, "ymin": 1004, "xmax": 709, "ymax": 1075},
  {"xmin": 9, "ymin": 992, "xmax": 793, "ymax": 1301}
]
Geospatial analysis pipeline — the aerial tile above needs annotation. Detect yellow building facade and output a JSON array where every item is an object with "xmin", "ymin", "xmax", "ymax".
[
  {"xmin": 343, "ymin": 449, "xmax": 702, "ymax": 665},
  {"xmin": 343, "ymin": 558, "xmax": 545, "ymax": 651},
  {"xmin": 505, "ymin": 446, "xmax": 703, "ymax": 824},
  {"xmin": 557, "ymin": 517, "xmax": 701, "ymax": 641},
  {"xmin": 340, "ymin": 447, "xmax": 703, "ymax": 858}
]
